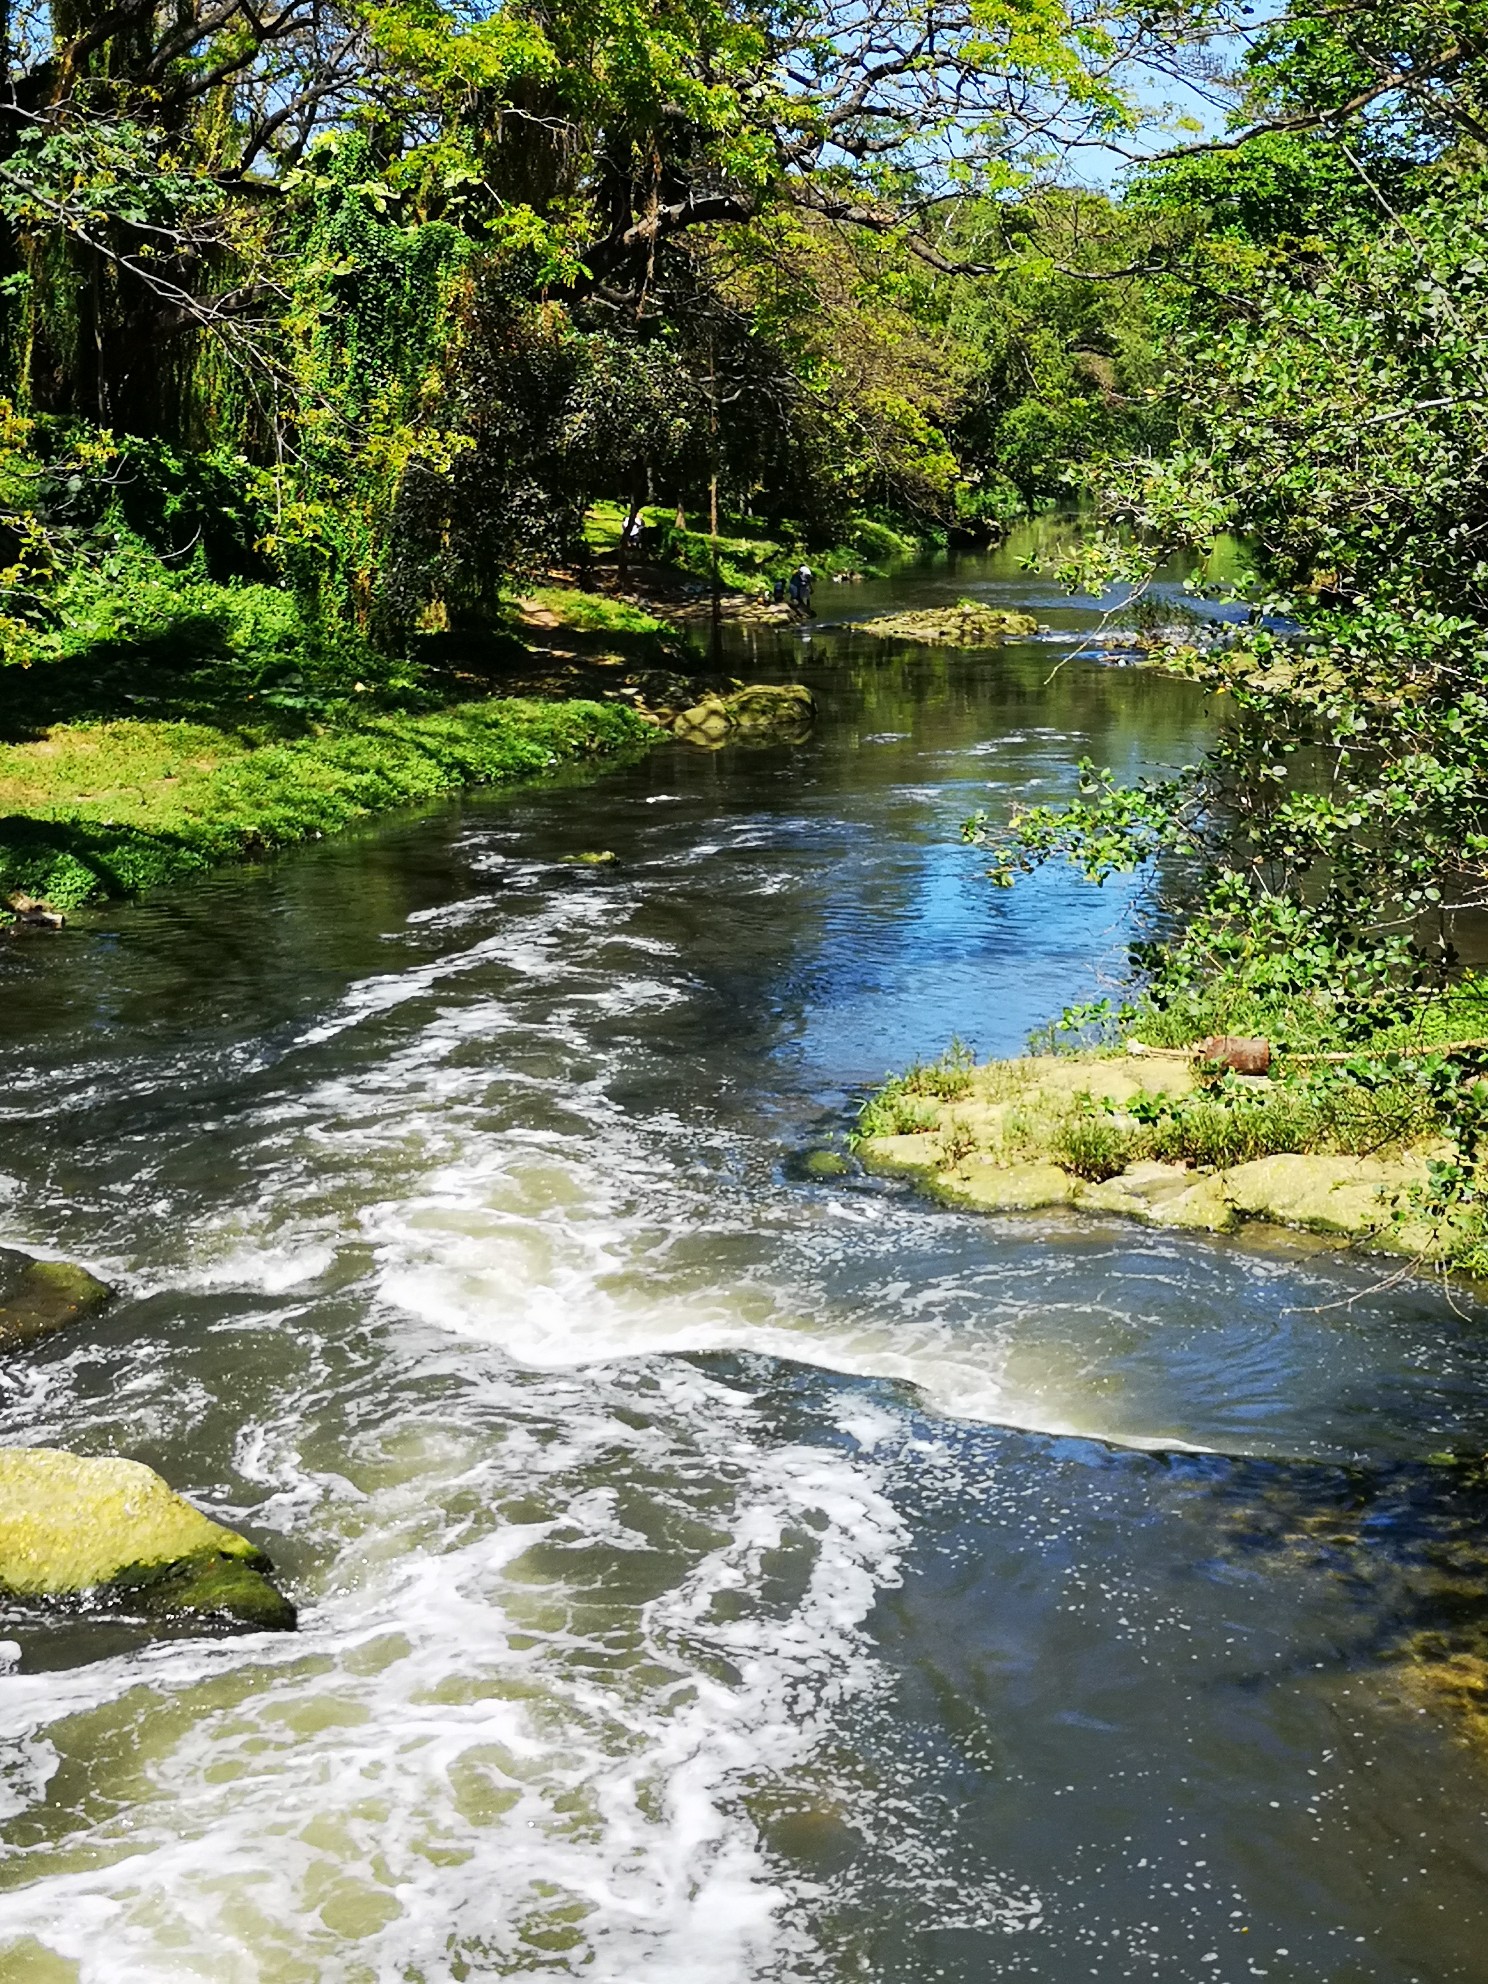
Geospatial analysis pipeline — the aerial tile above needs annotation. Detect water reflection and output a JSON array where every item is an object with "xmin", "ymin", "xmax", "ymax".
[{"xmin": 0, "ymin": 537, "xmax": 1485, "ymax": 1980}]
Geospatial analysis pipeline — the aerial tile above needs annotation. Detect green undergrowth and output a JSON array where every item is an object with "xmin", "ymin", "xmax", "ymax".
[
  {"xmin": 1041, "ymin": 1078, "xmax": 1431, "ymax": 1181},
  {"xmin": 1033, "ymin": 967, "xmax": 1488, "ymax": 1063},
  {"xmin": 512, "ymin": 585, "xmax": 676, "ymax": 639},
  {"xmin": 3, "ymin": 557, "xmax": 424, "ymax": 740},
  {"xmin": 0, "ymin": 699, "xmax": 649, "ymax": 909},
  {"xmin": 583, "ymin": 500, "xmax": 924, "ymax": 591},
  {"xmin": 855, "ymin": 1038, "xmax": 981, "ymax": 1139},
  {"xmin": 854, "ymin": 1046, "xmax": 1404, "ymax": 1172}
]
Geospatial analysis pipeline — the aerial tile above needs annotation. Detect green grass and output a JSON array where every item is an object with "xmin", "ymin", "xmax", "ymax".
[
  {"xmin": 1108, "ymin": 972, "xmax": 1488, "ymax": 1061},
  {"xmin": 1046, "ymin": 1106, "xmax": 1135, "ymax": 1180},
  {"xmin": 858, "ymin": 1042, "xmax": 1441, "ymax": 1177},
  {"xmin": 0, "ymin": 565, "xmax": 433, "ymax": 742},
  {"xmin": 0, "ymin": 699, "xmax": 651, "ymax": 910},
  {"xmin": 0, "ymin": 526, "xmax": 662, "ymax": 915},
  {"xmin": 512, "ymin": 586, "xmax": 676, "ymax": 639},
  {"xmin": 1043, "ymin": 1066, "xmax": 1435, "ymax": 1176},
  {"xmin": 854, "ymin": 1042, "xmax": 976, "ymax": 1139}
]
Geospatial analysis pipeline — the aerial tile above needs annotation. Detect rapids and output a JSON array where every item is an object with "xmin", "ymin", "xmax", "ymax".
[{"xmin": 1, "ymin": 522, "xmax": 1487, "ymax": 1981}]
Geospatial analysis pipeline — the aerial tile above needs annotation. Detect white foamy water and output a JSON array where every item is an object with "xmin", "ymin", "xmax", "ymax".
[
  {"xmin": 0, "ymin": 1347, "xmax": 911, "ymax": 1981},
  {"xmin": 0, "ymin": 837, "xmax": 1175, "ymax": 1979},
  {"xmin": 0, "ymin": 880, "xmax": 934, "ymax": 1981},
  {"xmin": 6, "ymin": 577, "xmax": 1488, "ymax": 1982}
]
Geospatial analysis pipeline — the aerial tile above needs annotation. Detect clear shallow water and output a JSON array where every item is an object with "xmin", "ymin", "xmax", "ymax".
[{"xmin": 2, "ymin": 527, "xmax": 1488, "ymax": 1980}]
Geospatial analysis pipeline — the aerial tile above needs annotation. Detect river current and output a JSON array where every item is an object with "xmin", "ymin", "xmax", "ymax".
[{"xmin": 3, "ymin": 526, "xmax": 1488, "ymax": 1981}]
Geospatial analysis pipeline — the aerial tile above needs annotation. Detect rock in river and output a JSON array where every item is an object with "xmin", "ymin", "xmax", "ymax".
[
  {"xmin": 672, "ymin": 683, "xmax": 815, "ymax": 747},
  {"xmin": 0, "ymin": 1248, "xmax": 112, "ymax": 1353},
  {"xmin": 0, "ymin": 1448, "xmax": 296, "ymax": 1631},
  {"xmin": 856, "ymin": 601, "xmax": 1040, "ymax": 647}
]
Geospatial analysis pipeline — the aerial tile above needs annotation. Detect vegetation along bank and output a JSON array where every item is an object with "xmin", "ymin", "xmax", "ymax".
[
  {"xmin": 857, "ymin": 1030, "xmax": 1488, "ymax": 1278},
  {"xmin": 842, "ymin": 14, "xmax": 1488, "ymax": 1285},
  {"xmin": 0, "ymin": 0, "xmax": 1167, "ymax": 928}
]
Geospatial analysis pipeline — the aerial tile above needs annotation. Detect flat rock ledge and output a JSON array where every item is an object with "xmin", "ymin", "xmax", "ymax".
[
  {"xmin": 858, "ymin": 1054, "xmax": 1444, "ymax": 1258},
  {"xmin": 855, "ymin": 604, "xmax": 1040, "ymax": 648},
  {"xmin": 0, "ymin": 1449, "xmax": 295, "ymax": 1632}
]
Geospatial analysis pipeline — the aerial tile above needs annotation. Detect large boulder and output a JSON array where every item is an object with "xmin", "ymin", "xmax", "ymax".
[
  {"xmin": 672, "ymin": 683, "xmax": 815, "ymax": 748},
  {"xmin": 0, "ymin": 1449, "xmax": 296, "ymax": 1631},
  {"xmin": 0, "ymin": 1248, "xmax": 112, "ymax": 1353}
]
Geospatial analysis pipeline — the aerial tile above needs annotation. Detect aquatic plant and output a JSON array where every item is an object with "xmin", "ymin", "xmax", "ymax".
[{"xmin": 1046, "ymin": 1100, "xmax": 1134, "ymax": 1180}]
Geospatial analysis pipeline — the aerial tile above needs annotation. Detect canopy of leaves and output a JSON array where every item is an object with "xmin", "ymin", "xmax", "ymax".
[{"xmin": 0, "ymin": 0, "xmax": 1207, "ymax": 652}]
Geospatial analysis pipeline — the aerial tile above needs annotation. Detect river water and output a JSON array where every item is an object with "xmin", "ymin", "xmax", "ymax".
[{"xmin": 3, "ymin": 525, "xmax": 1488, "ymax": 1982}]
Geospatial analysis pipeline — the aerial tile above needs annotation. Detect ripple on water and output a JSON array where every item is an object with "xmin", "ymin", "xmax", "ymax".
[{"xmin": 0, "ymin": 541, "xmax": 1487, "ymax": 1979}]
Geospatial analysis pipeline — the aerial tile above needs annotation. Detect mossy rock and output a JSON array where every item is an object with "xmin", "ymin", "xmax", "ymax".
[
  {"xmin": 938, "ymin": 1159, "xmax": 1076, "ymax": 1212},
  {"xmin": 0, "ymin": 1249, "xmax": 112, "ymax": 1354},
  {"xmin": 1076, "ymin": 1163, "xmax": 1239, "ymax": 1233},
  {"xmin": 673, "ymin": 696, "xmax": 732, "ymax": 745},
  {"xmin": 800, "ymin": 1148, "xmax": 852, "ymax": 1179},
  {"xmin": 856, "ymin": 603, "xmax": 1040, "ymax": 648},
  {"xmin": 672, "ymin": 683, "xmax": 815, "ymax": 748},
  {"xmin": 856, "ymin": 1050, "xmax": 1449, "ymax": 1259},
  {"xmin": 0, "ymin": 1448, "xmax": 295, "ymax": 1632},
  {"xmin": 726, "ymin": 683, "xmax": 815, "ymax": 736}
]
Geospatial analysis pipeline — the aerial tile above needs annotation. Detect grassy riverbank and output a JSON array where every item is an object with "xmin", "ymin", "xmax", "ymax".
[
  {"xmin": 0, "ymin": 544, "xmax": 694, "ymax": 917},
  {"xmin": 0, "ymin": 698, "xmax": 650, "ymax": 912}
]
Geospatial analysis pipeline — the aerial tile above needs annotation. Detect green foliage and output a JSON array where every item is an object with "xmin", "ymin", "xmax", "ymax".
[
  {"xmin": 1118, "ymin": 1079, "xmax": 1357, "ymax": 1172},
  {"xmin": 0, "ymin": 0, "xmax": 1186, "ymax": 670},
  {"xmin": 941, "ymin": 191, "xmax": 1171, "ymax": 509},
  {"xmin": 644, "ymin": 510, "xmax": 920, "ymax": 592},
  {"xmin": 1125, "ymin": 132, "xmax": 1399, "ymax": 260},
  {"xmin": 972, "ymin": 102, "xmax": 1488, "ymax": 1263}
]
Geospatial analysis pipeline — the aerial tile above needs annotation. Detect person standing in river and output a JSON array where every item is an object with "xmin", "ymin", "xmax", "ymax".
[{"xmin": 791, "ymin": 563, "xmax": 815, "ymax": 616}]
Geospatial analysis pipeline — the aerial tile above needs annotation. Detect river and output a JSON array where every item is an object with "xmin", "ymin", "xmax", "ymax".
[{"xmin": 2, "ymin": 523, "xmax": 1488, "ymax": 1982}]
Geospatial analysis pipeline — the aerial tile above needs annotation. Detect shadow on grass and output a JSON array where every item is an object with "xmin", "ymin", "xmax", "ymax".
[
  {"xmin": 0, "ymin": 811, "xmax": 233, "ymax": 906},
  {"xmin": 0, "ymin": 615, "xmax": 700, "ymax": 750},
  {"xmin": 0, "ymin": 627, "xmax": 339, "ymax": 745}
]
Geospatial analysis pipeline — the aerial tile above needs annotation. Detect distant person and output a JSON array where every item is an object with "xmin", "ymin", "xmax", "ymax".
[
  {"xmin": 793, "ymin": 563, "xmax": 815, "ymax": 614},
  {"xmin": 772, "ymin": 575, "xmax": 787, "ymax": 604},
  {"xmin": 622, "ymin": 513, "xmax": 645, "ymax": 555}
]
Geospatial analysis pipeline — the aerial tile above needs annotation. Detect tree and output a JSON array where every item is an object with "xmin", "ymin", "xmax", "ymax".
[{"xmin": 977, "ymin": 15, "xmax": 1488, "ymax": 1218}]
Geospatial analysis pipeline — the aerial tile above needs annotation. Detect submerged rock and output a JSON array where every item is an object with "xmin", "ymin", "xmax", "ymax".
[
  {"xmin": 6, "ymin": 895, "xmax": 65, "ymax": 931},
  {"xmin": 855, "ymin": 602, "xmax": 1040, "ymax": 648},
  {"xmin": 0, "ymin": 1449, "xmax": 296, "ymax": 1631},
  {"xmin": 0, "ymin": 1248, "xmax": 112, "ymax": 1354},
  {"xmin": 672, "ymin": 683, "xmax": 815, "ymax": 748}
]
